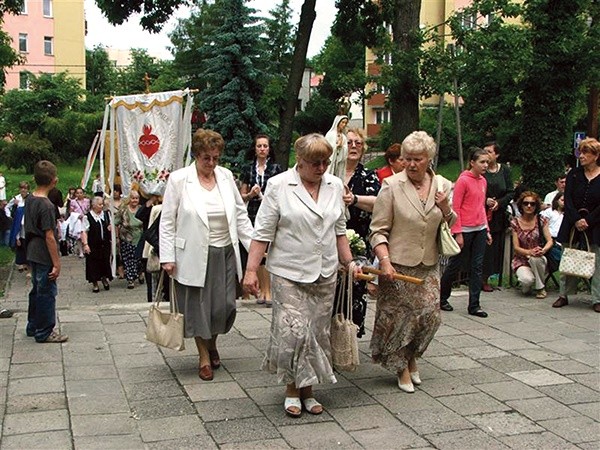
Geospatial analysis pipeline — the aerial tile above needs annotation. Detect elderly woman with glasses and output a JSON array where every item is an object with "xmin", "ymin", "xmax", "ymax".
[
  {"xmin": 339, "ymin": 128, "xmax": 380, "ymax": 337},
  {"xmin": 243, "ymin": 133, "xmax": 354, "ymax": 418},
  {"xmin": 160, "ymin": 129, "xmax": 253, "ymax": 381},
  {"xmin": 554, "ymin": 137, "xmax": 600, "ymax": 312},
  {"xmin": 510, "ymin": 192, "xmax": 553, "ymax": 299}
]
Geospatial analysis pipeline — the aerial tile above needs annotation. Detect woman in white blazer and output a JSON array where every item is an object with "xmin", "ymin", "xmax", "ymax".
[
  {"xmin": 160, "ymin": 129, "xmax": 253, "ymax": 381},
  {"xmin": 243, "ymin": 134, "xmax": 354, "ymax": 418}
]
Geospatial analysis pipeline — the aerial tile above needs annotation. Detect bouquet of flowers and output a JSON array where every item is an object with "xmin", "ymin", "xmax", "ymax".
[{"xmin": 346, "ymin": 229, "xmax": 366, "ymax": 257}]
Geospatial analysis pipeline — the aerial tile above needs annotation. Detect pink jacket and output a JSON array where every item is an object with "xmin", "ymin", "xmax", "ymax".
[{"xmin": 451, "ymin": 170, "xmax": 489, "ymax": 234}]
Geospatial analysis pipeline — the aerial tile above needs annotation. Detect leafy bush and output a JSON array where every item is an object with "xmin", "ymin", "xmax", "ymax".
[{"xmin": 1, "ymin": 133, "xmax": 58, "ymax": 173}]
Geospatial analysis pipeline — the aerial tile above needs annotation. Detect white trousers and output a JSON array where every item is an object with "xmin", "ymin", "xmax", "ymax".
[{"xmin": 516, "ymin": 256, "xmax": 547, "ymax": 293}]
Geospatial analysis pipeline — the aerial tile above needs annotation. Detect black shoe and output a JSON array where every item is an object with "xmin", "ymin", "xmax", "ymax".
[
  {"xmin": 440, "ymin": 302, "xmax": 453, "ymax": 311},
  {"xmin": 469, "ymin": 309, "xmax": 488, "ymax": 318}
]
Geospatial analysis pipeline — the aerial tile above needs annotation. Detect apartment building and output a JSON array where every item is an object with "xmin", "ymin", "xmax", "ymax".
[{"xmin": 2, "ymin": 0, "xmax": 86, "ymax": 90}]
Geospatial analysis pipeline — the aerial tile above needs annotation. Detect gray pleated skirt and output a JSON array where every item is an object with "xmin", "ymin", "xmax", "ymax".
[{"xmin": 174, "ymin": 245, "xmax": 237, "ymax": 340}]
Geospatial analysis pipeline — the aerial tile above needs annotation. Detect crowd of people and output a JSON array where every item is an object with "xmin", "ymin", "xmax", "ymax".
[{"xmin": 3, "ymin": 117, "xmax": 599, "ymax": 418}]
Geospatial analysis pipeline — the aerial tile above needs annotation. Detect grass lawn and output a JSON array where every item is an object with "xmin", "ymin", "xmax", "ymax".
[{"xmin": 1, "ymin": 159, "xmax": 89, "ymax": 200}]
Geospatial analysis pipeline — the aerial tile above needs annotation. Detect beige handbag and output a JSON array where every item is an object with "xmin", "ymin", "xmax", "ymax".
[
  {"xmin": 559, "ymin": 229, "xmax": 596, "ymax": 279},
  {"xmin": 330, "ymin": 263, "xmax": 360, "ymax": 372},
  {"xmin": 435, "ymin": 175, "xmax": 460, "ymax": 257},
  {"xmin": 146, "ymin": 248, "xmax": 161, "ymax": 273},
  {"xmin": 145, "ymin": 272, "xmax": 185, "ymax": 351}
]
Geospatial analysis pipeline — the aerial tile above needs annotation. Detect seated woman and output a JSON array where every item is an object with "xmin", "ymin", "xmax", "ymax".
[{"xmin": 510, "ymin": 191, "xmax": 553, "ymax": 299}]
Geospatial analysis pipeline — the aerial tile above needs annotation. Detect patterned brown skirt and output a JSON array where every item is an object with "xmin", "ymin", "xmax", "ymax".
[{"xmin": 370, "ymin": 263, "xmax": 441, "ymax": 372}]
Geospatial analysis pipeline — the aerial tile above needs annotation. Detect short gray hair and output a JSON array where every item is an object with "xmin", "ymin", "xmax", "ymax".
[
  {"xmin": 91, "ymin": 196, "xmax": 104, "ymax": 207},
  {"xmin": 401, "ymin": 131, "xmax": 437, "ymax": 161}
]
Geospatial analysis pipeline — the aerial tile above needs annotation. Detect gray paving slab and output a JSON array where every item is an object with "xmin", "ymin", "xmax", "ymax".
[
  {"xmin": 73, "ymin": 434, "xmax": 146, "ymax": 450},
  {"xmin": 6, "ymin": 392, "xmax": 67, "ymax": 414},
  {"xmin": 474, "ymin": 380, "xmax": 545, "ymax": 401},
  {"xmin": 195, "ymin": 397, "xmax": 264, "ymax": 422},
  {"xmin": 438, "ymin": 392, "xmax": 511, "ymax": 415},
  {"xmin": 137, "ymin": 415, "xmax": 208, "ymax": 443},
  {"xmin": 538, "ymin": 416, "xmax": 600, "ymax": 444},
  {"xmin": 538, "ymin": 382, "xmax": 600, "ymax": 404},
  {"xmin": 205, "ymin": 417, "xmax": 281, "ymax": 444},
  {"xmin": 71, "ymin": 413, "xmax": 137, "ymax": 436},
  {"xmin": 278, "ymin": 422, "xmax": 361, "ymax": 449},
  {"xmin": 467, "ymin": 411, "xmax": 544, "ymax": 437},
  {"xmin": 8, "ymin": 375, "xmax": 65, "ymax": 396},
  {"xmin": 499, "ymin": 431, "xmax": 580, "ymax": 450},
  {"xmin": 425, "ymin": 429, "xmax": 509, "ymax": 450},
  {"xmin": 397, "ymin": 406, "xmax": 475, "ymax": 435},
  {"xmin": 3, "ymin": 409, "xmax": 70, "ymax": 435},
  {"xmin": 0, "ymin": 430, "xmax": 73, "ymax": 450},
  {"xmin": 506, "ymin": 396, "xmax": 582, "ymax": 421}
]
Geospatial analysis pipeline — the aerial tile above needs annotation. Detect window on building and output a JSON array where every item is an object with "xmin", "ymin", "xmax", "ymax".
[
  {"xmin": 19, "ymin": 1, "xmax": 27, "ymax": 14},
  {"xmin": 43, "ymin": 0, "xmax": 52, "ymax": 17},
  {"xmin": 376, "ymin": 110, "xmax": 390, "ymax": 125},
  {"xmin": 460, "ymin": 10, "xmax": 478, "ymax": 29},
  {"xmin": 44, "ymin": 37, "xmax": 53, "ymax": 55},
  {"xmin": 19, "ymin": 33, "xmax": 28, "ymax": 52},
  {"xmin": 19, "ymin": 72, "xmax": 30, "ymax": 90}
]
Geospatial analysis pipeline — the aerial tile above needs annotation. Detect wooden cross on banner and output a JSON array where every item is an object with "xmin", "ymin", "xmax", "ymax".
[{"xmin": 143, "ymin": 73, "xmax": 152, "ymax": 94}]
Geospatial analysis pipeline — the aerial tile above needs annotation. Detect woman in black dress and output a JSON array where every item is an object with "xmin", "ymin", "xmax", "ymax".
[
  {"xmin": 81, "ymin": 196, "xmax": 112, "ymax": 292},
  {"xmin": 339, "ymin": 128, "xmax": 381, "ymax": 337},
  {"xmin": 240, "ymin": 135, "xmax": 283, "ymax": 305},
  {"xmin": 554, "ymin": 138, "xmax": 600, "ymax": 312}
]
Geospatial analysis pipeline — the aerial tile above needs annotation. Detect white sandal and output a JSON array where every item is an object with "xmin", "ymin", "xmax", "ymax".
[
  {"xmin": 284, "ymin": 397, "xmax": 302, "ymax": 417},
  {"xmin": 302, "ymin": 397, "xmax": 323, "ymax": 415}
]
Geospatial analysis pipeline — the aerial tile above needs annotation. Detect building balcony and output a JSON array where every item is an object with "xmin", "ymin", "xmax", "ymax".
[
  {"xmin": 367, "ymin": 63, "xmax": 381, "ymax": 76},
  {"xmin": 368, "ymin": 93, "xmax": 386, "ymax": 107}
]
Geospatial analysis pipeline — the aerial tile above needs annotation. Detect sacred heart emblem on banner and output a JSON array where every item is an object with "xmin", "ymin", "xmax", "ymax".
[{"xmin": 138, "ymin": 124, "xmax": 160, "ymax": 159}]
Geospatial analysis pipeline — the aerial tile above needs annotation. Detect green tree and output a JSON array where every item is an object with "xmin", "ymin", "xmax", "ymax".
[
  {"xmin": 169, "ymin": 0, "xmax": 220, "ymax": 91},
  {"xmin": 519, "ymin": 0, "xmax": 591, "ymax": 193},
  {"xmin": 1, "ymin": 132, "xmax": 58, "ymax": 172},
  {"xmin": 0, "ymin": 71, "xmax": 102, "ymax": 160},
  {"xmin": 429, "ymin": 0, "xmax": 531, "ymax": 162},
  {"xmin": 94, "ymin": 0, "xmax": 183, "ymax": 32},
  {"xmin": 198, "ymin": 0, "xmax": 267, "ymax": 167},
  {"xmin": 311, "ymin": 35, "xmax": 366, "ymax": 105},
  {"xmin": 258, "ymin": 0, "xmax": 295, "ymax": 125},
  {"xmin": 86, "ymin": 45, "xmax": 117, "ymax": 95},
  {"xmin": 115, "ymin": 49, "xmax": 163, "ymax": 94}
]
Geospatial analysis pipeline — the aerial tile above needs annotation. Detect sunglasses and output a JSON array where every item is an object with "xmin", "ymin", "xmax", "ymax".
[{"xmin": 522, "ymin": 201, "xmax": 537, "ymax": 207}]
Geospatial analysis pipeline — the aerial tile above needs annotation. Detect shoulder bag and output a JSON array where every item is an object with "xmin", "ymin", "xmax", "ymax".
[
  {"xmin": 145, "ymin": 272, "xmax": 185, "ymax": 351},
  {"xmin": 330, "ymin": 263, "xmax": 360, "ymax": 372},
  {"xmin": 435, "ymin": 175, "xmax": 461, "ymax": 257},
  {"xmin": 559, "ymin": 229, "xmax": 596, "ymax": 279}
]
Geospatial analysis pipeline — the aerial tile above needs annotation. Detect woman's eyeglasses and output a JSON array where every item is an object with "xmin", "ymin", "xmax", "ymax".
[
  {"xmin": 522, "ymin": 201, "xmax": 536, "ymax": 207},
  {"xmin": 304, "ymin": 159, "xmax": 331, "ymax": 168},
  {"xmin": 348, "ymin": 140, "xmax": 363, "ymax": 146}
]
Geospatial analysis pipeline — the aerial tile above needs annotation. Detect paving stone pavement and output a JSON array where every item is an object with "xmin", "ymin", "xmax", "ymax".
[{"xmin": 0, "ymin": 256, "xmax": 599, "ymax": 449}]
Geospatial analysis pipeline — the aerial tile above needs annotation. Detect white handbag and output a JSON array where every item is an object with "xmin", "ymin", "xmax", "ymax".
[
  {"xmin": 435, "ymin": 175, "xmax": 460, "ymax": 257},
  {"xmin": 145, "ymin": 272, "xmax": 185, "ymax": 351},
  {"xmin": 559, "ymin": 230, "xmax": 596, "ymax": 279}
]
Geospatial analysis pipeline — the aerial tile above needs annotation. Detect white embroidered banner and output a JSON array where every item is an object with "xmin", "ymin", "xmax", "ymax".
[{"xmin": 109, "ymin": 90, "xmax": 193, "ymax": 196}]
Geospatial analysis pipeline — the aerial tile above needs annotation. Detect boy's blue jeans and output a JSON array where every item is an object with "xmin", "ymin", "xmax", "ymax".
[{"xmin": 26, "ymin": 262, "xmax": 58, "ymax": 342}]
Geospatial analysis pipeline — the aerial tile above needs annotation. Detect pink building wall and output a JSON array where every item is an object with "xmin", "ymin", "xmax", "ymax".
[{"xmin": 3, "ymin": 2, "xmax": 55, "ymax": 89}]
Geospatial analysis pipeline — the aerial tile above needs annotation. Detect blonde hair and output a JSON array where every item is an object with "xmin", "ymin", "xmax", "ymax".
[{"xmin": 295, "ymin": 134, "xmax": 333, "ymax": 162}]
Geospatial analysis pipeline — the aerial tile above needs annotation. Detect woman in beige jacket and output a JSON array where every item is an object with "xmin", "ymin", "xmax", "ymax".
[{"xmin": 370, "ymin": 131, "xmax": 456, "ymax": 393}]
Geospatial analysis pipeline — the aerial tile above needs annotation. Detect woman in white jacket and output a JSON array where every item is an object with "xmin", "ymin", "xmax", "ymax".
[{"xmin": 160, "ymin": 129, "xmax": 253, "ymax": 381}]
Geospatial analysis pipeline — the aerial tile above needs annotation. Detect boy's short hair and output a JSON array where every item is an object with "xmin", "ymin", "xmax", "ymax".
[{"xmin": 34, "ymin": 160, "xmax": 58, "ymax": 186}]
